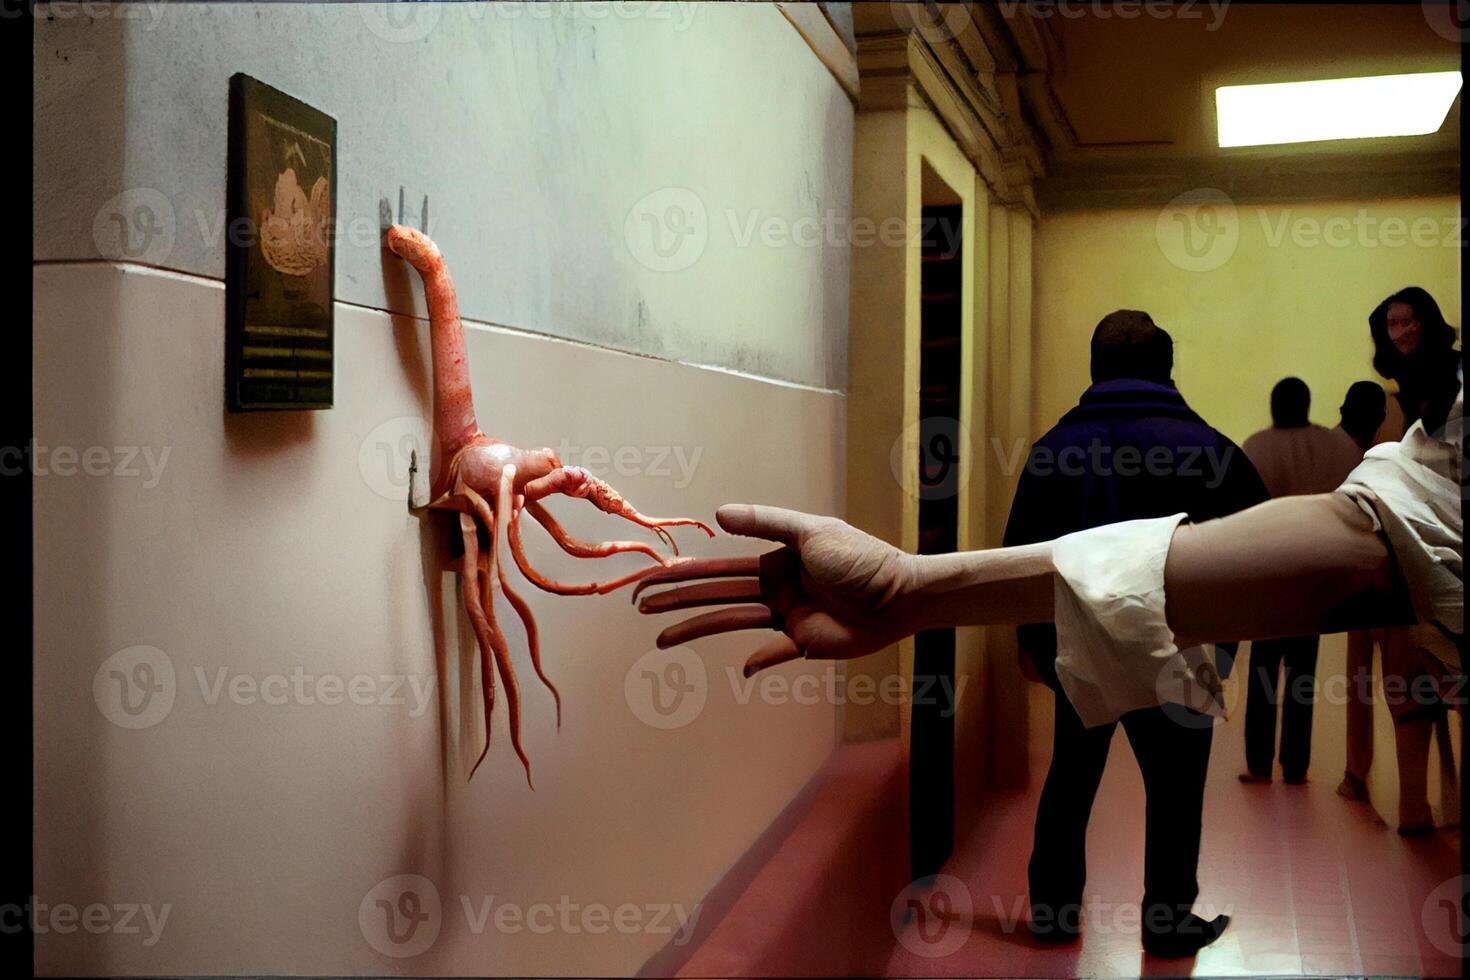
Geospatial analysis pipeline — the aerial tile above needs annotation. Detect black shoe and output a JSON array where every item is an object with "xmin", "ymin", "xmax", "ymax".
[
  {"xmin": 1027, "ymin": 901, "xmax": 1083, "ymax": 944},
  {"xmin": 1283, "ymin": 773, "xmax": 1308, "ymax": 785},
  {"xmin": 1142, "ymin": 913, "xmax": 1230, "ymax": 958}
]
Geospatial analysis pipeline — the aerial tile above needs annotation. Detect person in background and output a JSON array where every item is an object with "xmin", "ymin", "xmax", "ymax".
[
  {"xmin": 1333, "ymin": 382, "xmax": 1390, "ymax": 806},
  {"xmin": 1373, "ymin": 286, "xmax": 1461, "ymax": 436},
  {"xmin": 1238, "ymin": 378, "xmax": 1351, "ymax": 784},
  {"xmin": 1359, "ymin": 286, "xmax": 1462, "ymax": 835},
  {"xmin": 1001, "ymin": 310, "xmax": 1268, "ymax": 953},
  {"xmin": 1330, "ymin": 381, "xmax": 1388, "ymax": 477}
]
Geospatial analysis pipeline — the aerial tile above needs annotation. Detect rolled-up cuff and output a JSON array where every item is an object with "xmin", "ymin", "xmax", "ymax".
[
  {"xmin": 1337, "ymin": 436, "xmax": 1463, "ymax": 639},
  {"xmin": 1051, "ymin": 514, "xmax": 1224, "ymax": 728}
]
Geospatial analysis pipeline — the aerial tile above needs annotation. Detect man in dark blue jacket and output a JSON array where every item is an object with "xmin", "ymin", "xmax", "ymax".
[{"xmin": 1003, "ymin": 310, "xmax": 1269, "ymax": 957}]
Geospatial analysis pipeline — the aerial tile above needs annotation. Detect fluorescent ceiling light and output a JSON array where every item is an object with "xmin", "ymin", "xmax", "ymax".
[{"xmin": 1216, "ymin": 71, "xmax": 1462, "ymax": 148}]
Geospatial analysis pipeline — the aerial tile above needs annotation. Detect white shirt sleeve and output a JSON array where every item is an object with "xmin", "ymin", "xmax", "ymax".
[
  {"xmin": 1336, "ymin": 379, "xmax": 1463, "ymax": 643},
  {"xmin": 1050, "ymin": 514, "xmax": 1224, "ymax": 728}
]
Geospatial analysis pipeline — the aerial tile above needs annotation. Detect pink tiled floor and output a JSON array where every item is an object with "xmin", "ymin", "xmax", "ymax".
[
  {"xmin": 667, "ymin": 696, "xmax": 1462, "ymax": 977},
  {"xmin": 886, "ymin": 702, "xmax": 1462, "ymax": 977}
]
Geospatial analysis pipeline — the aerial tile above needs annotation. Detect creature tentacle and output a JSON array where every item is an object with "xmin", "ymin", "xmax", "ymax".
[
  {"xmin": 452, "ymin": 475, "xmax": 532, "ymax": 786},
  {"xmin": 456, "ymin": 511, "xmax": 498, "ymax": 780},
  {"xmin": 483, "ymin": 596, "xmax": 530, "ymax": 788},
  {"xmin": 498, "ymin": 550, "xmax": 560, "ymax": 728},
  {"xmin": 488, "ymin": 467, "xmax": 532, "ymax": 787},
  {"xmin": 526, "ymin": 500, "xmax": 668, "ymax": 564},
  {"xmin": 520, "ymin": 467, "xmax": 715, "ymax": 552},
  {"xmin": 509, "ymin": 512, "xmax": 688, "ymax": 596},
  {"xmin": 498, "ymin": 478, "xmax": 562, "ymax": 728}
]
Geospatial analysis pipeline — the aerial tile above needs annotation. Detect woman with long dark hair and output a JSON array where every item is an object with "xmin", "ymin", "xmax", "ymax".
[
  {"xmin": 1369, "ymin": 285, "xmax": 1461, "ymax": 435},
  {"xmin": 1345, "ymin": 287, "xmax": 1462, "ymax": 834}
]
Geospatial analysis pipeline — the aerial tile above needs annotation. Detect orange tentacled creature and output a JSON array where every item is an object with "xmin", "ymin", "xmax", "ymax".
[{"xmin": 384, "ymin": 225, "xmax": 713, "ymax": 786}]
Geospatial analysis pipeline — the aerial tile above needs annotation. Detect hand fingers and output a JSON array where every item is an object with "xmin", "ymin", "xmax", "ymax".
[
  {"xmin": 714, "ymin": 504, "xmax": 820, "ymax": 545},
  {"xmin": 629, "ymin": 556, "xmax": 761, "ymax": 603},
  {"xmin": 742, "ymin": 636, "xmax": 803, "ymax": 677},
  {"xmin": 637, "ymin": 579, "xmax": 764, "ymax": 613},
  {"xmin": 655, "ymin": 605, "xmax": 773, "ymax": 648}
]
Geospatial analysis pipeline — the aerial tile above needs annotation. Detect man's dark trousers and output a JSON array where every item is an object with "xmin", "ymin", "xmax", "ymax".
[
  {"xmin": 1028, "ymin": 653, "xmax": 1215, "ymax": 934},
  {"xmin": 1243, "ymin": 635, "xmax": 1320, "ymax": 781}
]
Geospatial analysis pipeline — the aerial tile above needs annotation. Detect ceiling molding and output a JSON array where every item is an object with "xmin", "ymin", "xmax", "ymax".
[
  {"xmin": 778, "ymin": 1, "xmax": 859, "ymax": 104},
  {"xmin": 1036, "ymin": 149, "xmax": 1462, "ymax": 210},
  {"xmin": 853, "ymin": 7, "xmax": 1050, "ymax": 215}
]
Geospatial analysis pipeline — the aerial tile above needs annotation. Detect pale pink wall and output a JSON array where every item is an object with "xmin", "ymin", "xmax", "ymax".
[{"xmin": 34, "ymin": 262, "xmax": 846, "ymax": 975}]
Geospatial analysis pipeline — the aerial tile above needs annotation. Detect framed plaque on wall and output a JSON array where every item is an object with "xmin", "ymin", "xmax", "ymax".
[{"xmin": 225, "ymin": 73, "xmax": 337, "ymax": 411}]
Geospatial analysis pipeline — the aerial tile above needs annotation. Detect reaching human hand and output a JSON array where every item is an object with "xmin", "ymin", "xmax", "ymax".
[{"xmin": 632, "ymin": 504, "xmax": 918, "ymax": 676}]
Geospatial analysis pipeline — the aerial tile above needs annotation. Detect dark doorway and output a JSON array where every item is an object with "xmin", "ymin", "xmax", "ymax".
[{"xmin": 910, "ymin": 202, "xmax": 963, "ymax": 881}]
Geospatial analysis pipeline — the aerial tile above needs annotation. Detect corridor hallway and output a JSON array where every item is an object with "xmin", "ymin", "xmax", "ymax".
[{"xmin": 659, "ymin": 640, "xmax": 1463, "ymax": 978}]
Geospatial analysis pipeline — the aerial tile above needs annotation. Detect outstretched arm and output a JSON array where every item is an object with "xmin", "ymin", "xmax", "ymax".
[
  {"xmin": 636, "ymin": 493, "xmax": 1409, "ymax": 675},
  {"xmin": 1162, "ymin": 492, "xmax": 1403, "ymax": 645}
]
